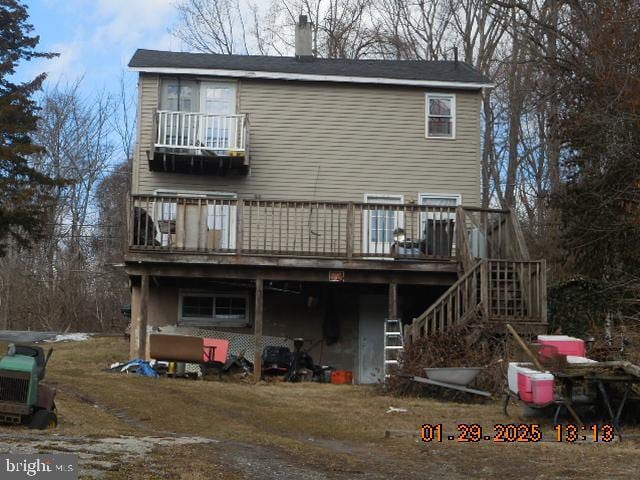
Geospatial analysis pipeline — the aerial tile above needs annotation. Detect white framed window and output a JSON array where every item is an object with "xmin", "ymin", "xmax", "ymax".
[
  {"xmin": 363, "ymin": 194, "xmax": 404, "ymax": 255},
  {"xmin": 425, "ymin": 93, "xmax": 456, "ymax": 139},
  {"xmin": 419, "ymin": 193, "xmax": 462, "ymax": 217},
  {"xmin": 178, "ymin": 291, "xmax": 251, "ymax": 327},
  {"xmin": 161, "ymin": 80, "xmax": 197, "ymax": 112}
]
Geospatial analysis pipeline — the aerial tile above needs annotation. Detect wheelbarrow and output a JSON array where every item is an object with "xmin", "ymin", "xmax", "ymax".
[{"xmin": 403, "ymin": 367, "xmax": 491, "ymax": 397}]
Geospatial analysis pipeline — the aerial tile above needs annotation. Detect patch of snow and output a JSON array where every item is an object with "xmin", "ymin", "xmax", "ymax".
[
  {"xmin": 45, "ymin": 333, "xmax": 91, "ymax": 343},
  {"xmin": 386, "ymin": 406, "xmax": 408, "ymax": 414}
]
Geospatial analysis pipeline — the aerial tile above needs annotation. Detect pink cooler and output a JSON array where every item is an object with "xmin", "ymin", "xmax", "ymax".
[
  {"xmin": 518, "ymin": 370, "xmax": 555, "ymax": 405},
  {"xmin": 517, "ymin": 369, "xmax": 537, "ymax": 402},
  {"xmin": 537, "ymin": 335, "xmax": 585, "ymax": 357},
  {"xmin": 531, "ymin": 373, "xmax": 555, "ymax": 405}
]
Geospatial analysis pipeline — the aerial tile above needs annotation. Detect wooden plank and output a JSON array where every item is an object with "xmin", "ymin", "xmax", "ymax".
[
  {"xmin": 346, "ymin": 202, "xmax": 354, "ymax": 259},
  {"xmin": 507, "ymin": 212, "xmax": 530, "ymax": 260},
  {"xmin": 124, "ymin": 251, "xmax": 458, "ymax": 271},
  {"xmin": 540, "ymin": 260, "xmax": 548, "ymax": 324},
  {"xmin": 236, "ymin": 200, "xmax": 244, "ymax": 255},
  {"xmin": 254, "ymin": 277, "xmax": 264, "ymax": 383},
  {"xmin": 404, "ymin": 323, "xmax": 413, "ymax": 344},
  {"xmin": 506, "ymin": 323, "xmax": 544, "ymax": 372},
  {"xmin": 480, "ymin": 261, "xmax": 489, "ymax": 319},
  {"xmin": 388, "ymin": 282, "xmax": 398, "ymax": 319},
  {"xmin": 136, "ymin": 275, "xmax": 149, "ymax": 360}
]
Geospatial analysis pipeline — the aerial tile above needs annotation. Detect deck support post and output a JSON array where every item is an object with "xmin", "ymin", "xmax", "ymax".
[
  {"xmin": 130, "ymin": 274, "xmax": 149, "ymax": 360},
  {"xmin": 254, "ymin": 277, "xmax": 264, "ymax": 383},
  {"xmin": 388, "ymin": 282, "xmax": 398, "ymax": 319},
  {"xmin": 346, "ymin": 202, "xmax": 354, "ymax": 259}
]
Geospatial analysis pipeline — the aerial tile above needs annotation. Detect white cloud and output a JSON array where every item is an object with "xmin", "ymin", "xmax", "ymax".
[
  {"xmin": 91, "ymin": 0, "xmax": 177, "ymax": 53},
  {"xmin": 32, "ymin": 0, "xmax": 180, "ymax": 85},
  {"xmin": 44, "ymin": 41, "xmax": 85, "ymax": 81}
]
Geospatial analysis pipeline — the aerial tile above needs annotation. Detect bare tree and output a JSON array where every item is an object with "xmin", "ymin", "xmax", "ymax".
[
  {"xmin": 0, "ymin": 80, "xmax": 132, "ymax": 332},
  {"xmin": 174, "ymin": 0, "xmax": 252, "ymax": 54}
]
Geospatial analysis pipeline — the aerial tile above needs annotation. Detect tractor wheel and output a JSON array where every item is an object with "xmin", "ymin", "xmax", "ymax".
[{"xmin": 29, "ymin": 409, "xmax": 58, "ymax": 430}]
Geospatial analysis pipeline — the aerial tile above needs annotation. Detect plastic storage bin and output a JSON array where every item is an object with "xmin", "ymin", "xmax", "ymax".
[
  {"xmin": 537, "ymin": 335, "xmax": 585, "ymax": 357},
  {"xmin": 531, "ymin": 373, "xmax": 555, "ymax": 405},
  {"xmin": 331, "ymin": 370, "xmax": 353, "ymax": 384}
]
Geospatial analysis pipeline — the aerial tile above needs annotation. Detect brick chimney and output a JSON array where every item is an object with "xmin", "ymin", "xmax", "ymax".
[{"xmin": 295, "ymin": 15, "xmax": 313, "ymax": 59}]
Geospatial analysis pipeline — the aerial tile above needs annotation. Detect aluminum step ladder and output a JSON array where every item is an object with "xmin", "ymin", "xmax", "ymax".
[{"xmin": 384, "ymin": 318, "xmax": 404, "ymax": 379}]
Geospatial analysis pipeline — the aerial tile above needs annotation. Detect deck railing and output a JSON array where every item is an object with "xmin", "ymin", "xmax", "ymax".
[
  {"xmin": 405, "ymin": 206, "xmax": 546, "ymax": 342},
  {"xmin": 155, "ymin": 111, "xmax": 247, "ymax": 153},
  {"xmin": 129, "ymin": 195, "xmax": 461, "ymax": 261}
]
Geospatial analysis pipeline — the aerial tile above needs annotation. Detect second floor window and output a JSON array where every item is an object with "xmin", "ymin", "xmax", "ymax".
[
  {"xmin": 425, "ymin": 93, "xmax": 455, "ymax": 139},
  {"xmin": 162, "ymin": 81, "xmax": 196, "ymax": 112}
]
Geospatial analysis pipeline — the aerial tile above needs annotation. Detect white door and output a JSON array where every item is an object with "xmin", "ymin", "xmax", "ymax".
[
  {"xmin": 207, "ymin": 203, "xmax": 237, "ymax": 250},
  {"xmin": 363, "ymin": 194, "xmax": 404, "ymax": 256},
  {"xmin": 200, "ymin": 82, "xmax": 236, "ymax": 150},
  {"xmin": 358, "ymin": 295, "xmax": 386, "ymax": 384}
]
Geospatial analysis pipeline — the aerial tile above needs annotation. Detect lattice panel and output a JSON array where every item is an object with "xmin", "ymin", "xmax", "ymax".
[{"xmin": 153, "ymin": 325, "xmax": 292, "ymax": 363}]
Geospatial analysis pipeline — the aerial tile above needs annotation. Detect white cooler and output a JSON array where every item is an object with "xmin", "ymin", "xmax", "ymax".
[{"xmin": 508, "ymin": 362, "xmax": 534, "ymax": 394}]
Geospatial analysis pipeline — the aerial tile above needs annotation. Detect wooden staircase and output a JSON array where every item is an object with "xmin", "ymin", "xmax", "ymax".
[{"xmin": 404, "ymin": 207, "xmax": 547, "ymax": 343}]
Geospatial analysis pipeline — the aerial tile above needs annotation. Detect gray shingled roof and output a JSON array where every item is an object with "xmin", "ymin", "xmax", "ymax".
[{"xmin": 129, "ymin": 49, "xmax": 491, "ymax": 87}]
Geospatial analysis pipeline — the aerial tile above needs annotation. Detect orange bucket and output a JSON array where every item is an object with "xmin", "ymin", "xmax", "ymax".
[{"xmin": 331, "ymin": 370, "xmax": 353, "ymax": 384}]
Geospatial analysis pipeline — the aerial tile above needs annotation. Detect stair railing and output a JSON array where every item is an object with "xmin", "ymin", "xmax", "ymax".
[
  {"xmin": 405, "ymin": 206, "xmax": 547, "ymax": 344},
  {"xmin": 405, "ymin": 259, "xmax": 486, "ymax": 343}
]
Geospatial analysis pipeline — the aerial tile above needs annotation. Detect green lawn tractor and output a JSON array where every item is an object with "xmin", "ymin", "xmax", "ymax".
[{"xmin": 0, "ymin": 344, "xmax": 57, "ymax": 429}]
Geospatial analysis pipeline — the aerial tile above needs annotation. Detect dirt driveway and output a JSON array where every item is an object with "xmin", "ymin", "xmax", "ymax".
[{"xmin": 0, "ymin": 338, "xmax": 638, "ymax": 479}]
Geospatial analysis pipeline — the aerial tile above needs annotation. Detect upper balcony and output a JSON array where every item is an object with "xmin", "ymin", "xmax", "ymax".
[{"xmin": 150, "ymin": 111, "xmax": 249, "ymax": 175}]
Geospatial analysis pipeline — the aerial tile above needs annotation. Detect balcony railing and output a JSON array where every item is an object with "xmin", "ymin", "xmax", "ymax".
[
  {"xmin": 155, "ymin": 111, "xmax": 247, "ymax": 154},
  {"xmin": 129, "ymin": 195, "xmax": 462, "ymax": 261}
]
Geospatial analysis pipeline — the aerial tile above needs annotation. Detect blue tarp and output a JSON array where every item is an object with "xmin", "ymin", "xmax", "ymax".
[{"xmin": 119, "ymin": 359, "xmax": 159, "ymax": 378}]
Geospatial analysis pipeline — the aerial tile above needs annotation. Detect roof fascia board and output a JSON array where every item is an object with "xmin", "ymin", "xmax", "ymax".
[{"xmin": 129, "ymin": 66, "xmax": 494, "ymax": 89}]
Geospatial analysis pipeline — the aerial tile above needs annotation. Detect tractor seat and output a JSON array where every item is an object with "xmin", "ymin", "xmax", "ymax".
[{"xmin": 13, "ymin": 345, "xmax": 47, "ymax": 381}]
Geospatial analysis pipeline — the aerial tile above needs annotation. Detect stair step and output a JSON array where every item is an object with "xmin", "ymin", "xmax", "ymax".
[
  {"xmin": 384, "ymin": 346, "xmax": 404, "ymax": 350},
  {"xmin": 385, "ymin": 332, "xmax": 403, "ymax": 336},
  {"xmin": 385, "ymin": 360, "xmax": 399, "ymax": 365}
]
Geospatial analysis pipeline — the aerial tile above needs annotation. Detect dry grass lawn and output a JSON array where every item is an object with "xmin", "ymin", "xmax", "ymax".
[{"xmin": 0, "ymin": 337, "xmax": 638, "ymax": 479}]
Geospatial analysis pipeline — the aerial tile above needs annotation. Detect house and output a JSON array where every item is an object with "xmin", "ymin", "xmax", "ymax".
[{"xmin": 125, "ymin": 16, "xmax": 547, "ymax": 383}]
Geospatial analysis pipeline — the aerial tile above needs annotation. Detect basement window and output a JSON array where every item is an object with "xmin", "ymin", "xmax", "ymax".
[
  {"xmin": 425, "ymin": 93, "xmax": 456, "ymax": 139},
  {"xmin": 178, "ymin": 291, "xmax": 250, "ymax": 327}
]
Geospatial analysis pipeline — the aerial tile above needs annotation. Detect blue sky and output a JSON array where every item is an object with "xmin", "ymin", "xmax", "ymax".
[{"xmin": 18, "ymin": 0, "xmax": 184, "ymax": 92}]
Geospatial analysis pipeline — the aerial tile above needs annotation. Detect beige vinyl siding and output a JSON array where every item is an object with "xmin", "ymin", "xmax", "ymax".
[{"xmin": 133, "ymin": 74, "xmax": 481, "ymax": 206}]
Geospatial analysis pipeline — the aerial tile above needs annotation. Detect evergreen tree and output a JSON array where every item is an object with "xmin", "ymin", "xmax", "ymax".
[{"xmin": 0, "ymin": 0, "xmax": 60, "ymax": 255}]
